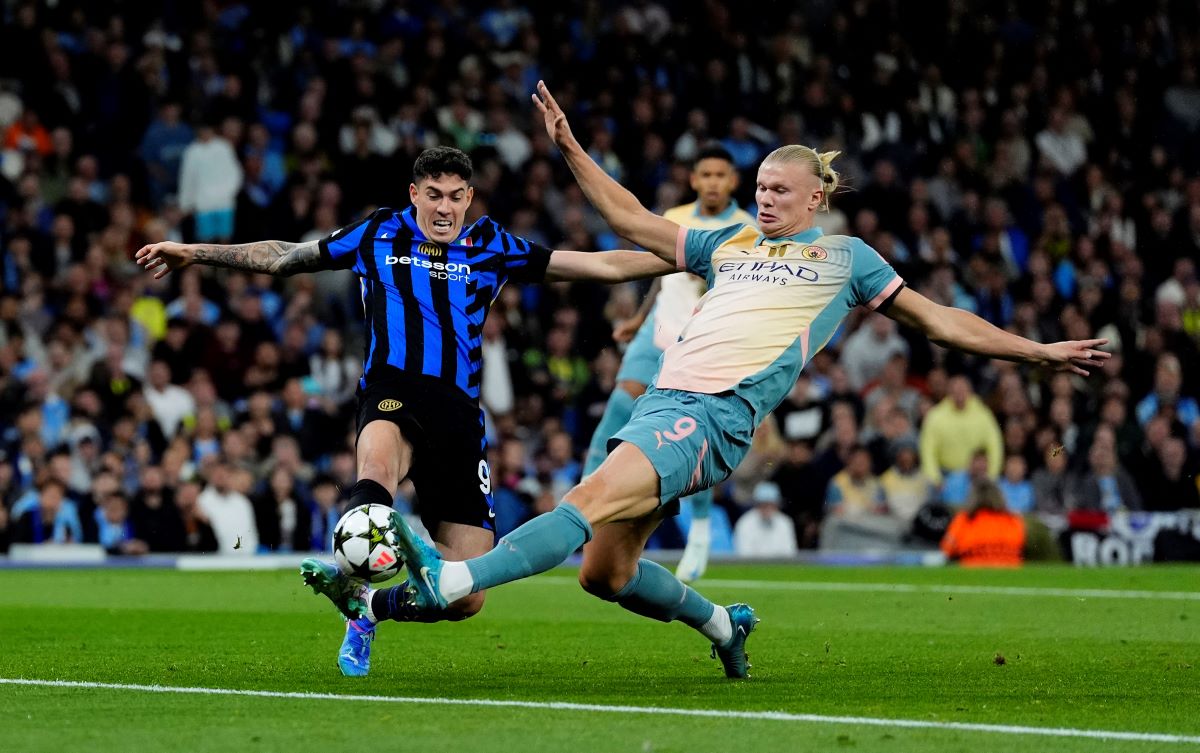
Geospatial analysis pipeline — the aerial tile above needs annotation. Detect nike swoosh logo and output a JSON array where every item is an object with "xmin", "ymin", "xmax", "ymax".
[
  {"xmin": 418, "ymin": 566, "xmax": 437, "ymax": 597},
  {"xmin": 380, "ymin": 232, "xmax": 391, "ymax": 239}
]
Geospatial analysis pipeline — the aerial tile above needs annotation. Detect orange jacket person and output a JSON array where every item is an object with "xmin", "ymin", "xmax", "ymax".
[{"xmin": 941, "ymin": 480, "xmax": 1026, "ymax": 566}]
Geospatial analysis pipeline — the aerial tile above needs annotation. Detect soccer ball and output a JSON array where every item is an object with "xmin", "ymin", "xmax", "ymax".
[{"xmin": 331, "ymin": 504, "xmax": 404, "ymax": 583}]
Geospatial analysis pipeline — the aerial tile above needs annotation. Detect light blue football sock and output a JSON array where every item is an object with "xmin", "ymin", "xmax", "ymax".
[
  {"xmin": 583, "ymin": 384, "xmax": 638, "ymax": 476},
  {"xmin": 465, "ymin": 503, "xmax": 593, "ymax": 593},
  {"xmin": 611, "ymin": 559, "xmax": 717, "ymax": 628},
  {"xmin": 684, "ymin": 487, "xmax": 713, "ymax": 520}
]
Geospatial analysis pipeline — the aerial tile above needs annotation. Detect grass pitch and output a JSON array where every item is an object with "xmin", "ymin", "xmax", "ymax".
[{"xmin": 1, "ymin": 564, "xmax": 1197, "ymax": 752}]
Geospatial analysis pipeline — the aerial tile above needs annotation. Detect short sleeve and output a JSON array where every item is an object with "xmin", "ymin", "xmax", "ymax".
[
  {"xmin": 850, "ymin": 238, "xmax": 905, "ymax": 311},
  {"xmin": 680, "ymin": 224, "xmax": 744, "ymax": 280},
  {"xmin": 318, "ymin": 216, "xmax": 374, "ymax": 270},
  {"xmin": 480, "ymin": 220, "xmax": 552, "ymax": 283}
]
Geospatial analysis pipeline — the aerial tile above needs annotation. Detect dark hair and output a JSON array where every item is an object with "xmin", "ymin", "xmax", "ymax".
[
  {"xmin": 413, "ymin": 147, "xmax": 473, "ymax": 183},
  {"xmin": 693, "ymin": 144, "xmax": 736, "ymax": 168}
]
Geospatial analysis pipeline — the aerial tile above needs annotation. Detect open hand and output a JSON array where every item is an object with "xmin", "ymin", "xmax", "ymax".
[
  {"xmin": 612, "ymin": 316, "xmax": 644, "ymax": 344},
  {"xmin": 531, "ymin": 80, "xmax": 576, "ymax": 149},
  {"xmin": 1041, "ymin": 339, "xmax": 1111, "ymax": 376},
  {"xmin": 135, "ymin": 241, "xmax": 195, "ymax": 279}
]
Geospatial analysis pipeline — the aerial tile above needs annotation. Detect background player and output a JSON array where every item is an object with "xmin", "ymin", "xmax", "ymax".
[
  {"xmin": 584, "ymin": 145, "xmax": 755, "ymax": 583},
  {"xmin": 135, "ymin": 146, "xmax": 676, "ymax": 676},
  {"xmin": 360, "ymin": 82, "xmax": 1110, "ymax": 679}
]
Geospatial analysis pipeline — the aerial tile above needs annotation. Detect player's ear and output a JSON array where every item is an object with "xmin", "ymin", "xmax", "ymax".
[
  {"xmin": 809, "ymin": 186, "xmax": 823, "ymax": 212},
  {"xmin": 465, "ymin": 185, "xmax": 474, "ymax": 208},
  {"xmin": 408, "ymin": 182, "xmax": 419, "ymax": 205}
]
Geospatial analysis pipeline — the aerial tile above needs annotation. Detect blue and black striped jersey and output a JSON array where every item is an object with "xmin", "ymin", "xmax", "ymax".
[{"xmin": 318, "ymin": 206, "xmax": 551, "ymax": 400}]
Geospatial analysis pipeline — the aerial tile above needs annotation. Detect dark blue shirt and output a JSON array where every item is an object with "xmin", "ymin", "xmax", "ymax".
[{"xmin": 318, "ymin": 207, "xmax": 551, "ymax": 400}]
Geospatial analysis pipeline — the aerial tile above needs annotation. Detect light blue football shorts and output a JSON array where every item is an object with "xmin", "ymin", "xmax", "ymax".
[{"xmin": 610, "ymin": 386, "xmax": 755, "ymax": 506}]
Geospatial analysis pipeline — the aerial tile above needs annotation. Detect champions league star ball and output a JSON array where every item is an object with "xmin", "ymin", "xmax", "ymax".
[{"xmin": 332, "ymin": 504, "xmax": 404, "ymax": 583}]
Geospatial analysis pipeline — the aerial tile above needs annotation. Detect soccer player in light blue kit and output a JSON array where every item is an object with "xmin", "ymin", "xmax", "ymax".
[
  {"xmin": 584, "ymin": 145, "xmax": 755, "ymax": 583},
  {"xmin": 312, "ymin": 83, "xmax": 1110, "ymax": 678}
]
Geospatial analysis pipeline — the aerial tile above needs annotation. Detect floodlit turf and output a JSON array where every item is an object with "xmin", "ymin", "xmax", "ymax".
[{"xmin": 1, "ymin": 564, "xmax": 1197, "ymax": 752}]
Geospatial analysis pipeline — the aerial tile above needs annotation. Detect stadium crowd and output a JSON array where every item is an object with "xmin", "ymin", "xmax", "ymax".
[{"xmin": 1, "ymin": 0, "xmax": 1199, "ymax": 558}]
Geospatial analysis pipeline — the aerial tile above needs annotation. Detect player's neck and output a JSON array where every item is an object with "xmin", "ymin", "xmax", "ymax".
[{"xmin": 696, "ymin": 200, "xmax": 730, "ymax": 218}]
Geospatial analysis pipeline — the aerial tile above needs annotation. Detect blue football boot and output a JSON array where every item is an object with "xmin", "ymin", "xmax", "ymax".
[
  {"xmin": 711, "ymin": 603, "xmax": 759, "ymax": 679},
  {"xmin": 337, "ymin": 616, "xmax": 376, "ymax": 677},
  {"xmin": 300, "ymin": 558, "xmax": 369, "ymax": 620},
  {"xmin": 388, "ymin": 511, "xmax": 448, "ymax": 611}
]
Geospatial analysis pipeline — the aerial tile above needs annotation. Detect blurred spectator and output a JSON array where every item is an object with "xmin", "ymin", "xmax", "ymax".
[
  {"xmin": 178, "ymin": 119, "xmax": 242, "ymax": 242},
  {"xmin": 197, "ymin": 462, "xmax": 257, "ymax": 554},
  {"xmin": 733, "ymin": 482, "xmax": 798, "ymax": 558},
  {"xmin": 840, "ymin": 315, "xmax": 908, "ymax": 392},
  {"xmin": 940, "ymin": 480, "xmax": 1026, "ymax": 567},
  {"xmin": 175, "ymin": 480, "xmax": 218, "ymax": 553},
  {"xmin": 825, "ymin": 446, "xmax": 884, "ymax": 519},
  {"xmin": 920, "ymin": 375, "xmax": 1003, "ymax": 486},
  {"xmin": 308, "ymin": 331, "xmax": 358, "ymax": 407},
  {"xmin": 1031, "ymin": 444, "xmax": 1077, "ymax": 515},
  {"xmin": 1135, "ymin": 354, "xmax": 1199, "ymax": 429},
  {"xmin": 144, "ymin": 359, "xmax": 195, "ymax": 439},
  {"xmin": 95, "ymin": 491, "xmax": 148, "ymax": 555},
  {"xmin": 1075, "ymin": 427, "xmax": 1143, "ymax": 512},
  {"xmin": 879, "ymin": 440, "xmax": 932, "ymax": 527},
  {"xmin": 254, "ymin": 467, "xmax": 313, "ymax": 553},
  {"xmin": 1143, "ymin": 437, "xmax": 1200, "ymax": 512},
  {"xmin": 140, "ymin": 102, "xmax": 194, "ymax": 205},
  {"xmin": 131, "ymin": 465, "xmax": 184, "ymax": 552},
  {"xmin": 997, "ymin": 455, "xmax": 1035, "ymax": 514},
  {"xmin": 12, "ymin": 478, "xmax": 82, "ymax": 544}
]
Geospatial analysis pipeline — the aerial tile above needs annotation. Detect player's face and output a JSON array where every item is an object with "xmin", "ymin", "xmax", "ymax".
[
  {"xmin": 409, "ymin": 174, "xmax": 474, "ymax": 243},
  {"xmin": 754, "ymin": 162, "xmax": 823, "ymax": 238},
  {"xmin": 690, "ymin": 157, "xmax": 738, "ymax": 213}
]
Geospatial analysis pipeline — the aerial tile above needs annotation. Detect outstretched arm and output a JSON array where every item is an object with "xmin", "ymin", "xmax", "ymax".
[
  {"xmin": 885, "ymin": 287, "xmax": 1110, "ymax": 376},
  {"xmin": 544, "ymin": 249, "xmax": 675, "ymax": 283},
  {"xmin": 533, "ymin": 81, "xmax": 681, "ymax": 264},
  {"xmin": 135, "ymin": 239, "xmax": 324, "ymax": 279}
]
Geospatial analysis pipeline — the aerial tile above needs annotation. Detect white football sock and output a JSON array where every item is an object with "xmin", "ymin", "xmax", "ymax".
[
  {"xmin": 438, "ymin": 561, "xmax": 475, "ymax": 604},
  {"xmin": 687, "ymin": 517, "xmax": 711, "ymax": 545},
  {"xmin": 362, "ymin": 588, "xmax": 379, "ymax": 624},
  {"xmin": 699, "ymin": 605, "xmax": 733, "ymax": 646}
]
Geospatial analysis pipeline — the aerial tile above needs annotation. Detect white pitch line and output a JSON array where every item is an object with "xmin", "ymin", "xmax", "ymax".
[
  {"xmin": 534, "ymin": 576, "xmax": 1200, "ymax": 602},
  {"xmin": 2, "ymin": 678, "xmax": 1197, "ymax": 745}
]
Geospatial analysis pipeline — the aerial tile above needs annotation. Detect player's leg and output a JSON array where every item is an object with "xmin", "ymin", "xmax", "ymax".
[
  {"xmin": 389, "ymin": 439, "xmax": 661, "ymax": 610},
  {"xmin": 583, "ymin": 378, "xmax": 646, "ymax": 475},
  {"xmin": 367, "ymin": 522, "xmax": 493, "ymax": 623},
  {"xmin": 584, "ymin": 311, "xmax": 659, "ymax": 475},
  {"xmin": 675, "ymin": 487, "xmax": 713, "ymax": 583},
  {"xmin": 390, "ymin": 388, "xmax": 753, "ymax": 597},
  {"xmin": 368, "ymin": 398, "xmax": 498, "ymax": 624},
  {"xmin": 579, "ymin": 512, "xmax": 757, "ymax": 678}
]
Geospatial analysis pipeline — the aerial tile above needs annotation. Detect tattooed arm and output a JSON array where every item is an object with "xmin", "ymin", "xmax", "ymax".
[{"xmin": 135, "ymin": 239, "xmax": 326, "ymax": 279}]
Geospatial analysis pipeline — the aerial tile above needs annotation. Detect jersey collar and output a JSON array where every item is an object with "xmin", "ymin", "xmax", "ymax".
[{"xmin": 756, "ymin": 226, "xmax": 824, "ymax": 247}]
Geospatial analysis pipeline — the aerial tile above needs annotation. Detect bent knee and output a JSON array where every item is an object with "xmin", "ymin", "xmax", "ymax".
[
  {"xmin": 444, "ymin": 591, "xmax": 485, "ymax": 621},
  {"xmin": 578, "ymin": 570, "xmax": 633, "ymax": 601}
]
